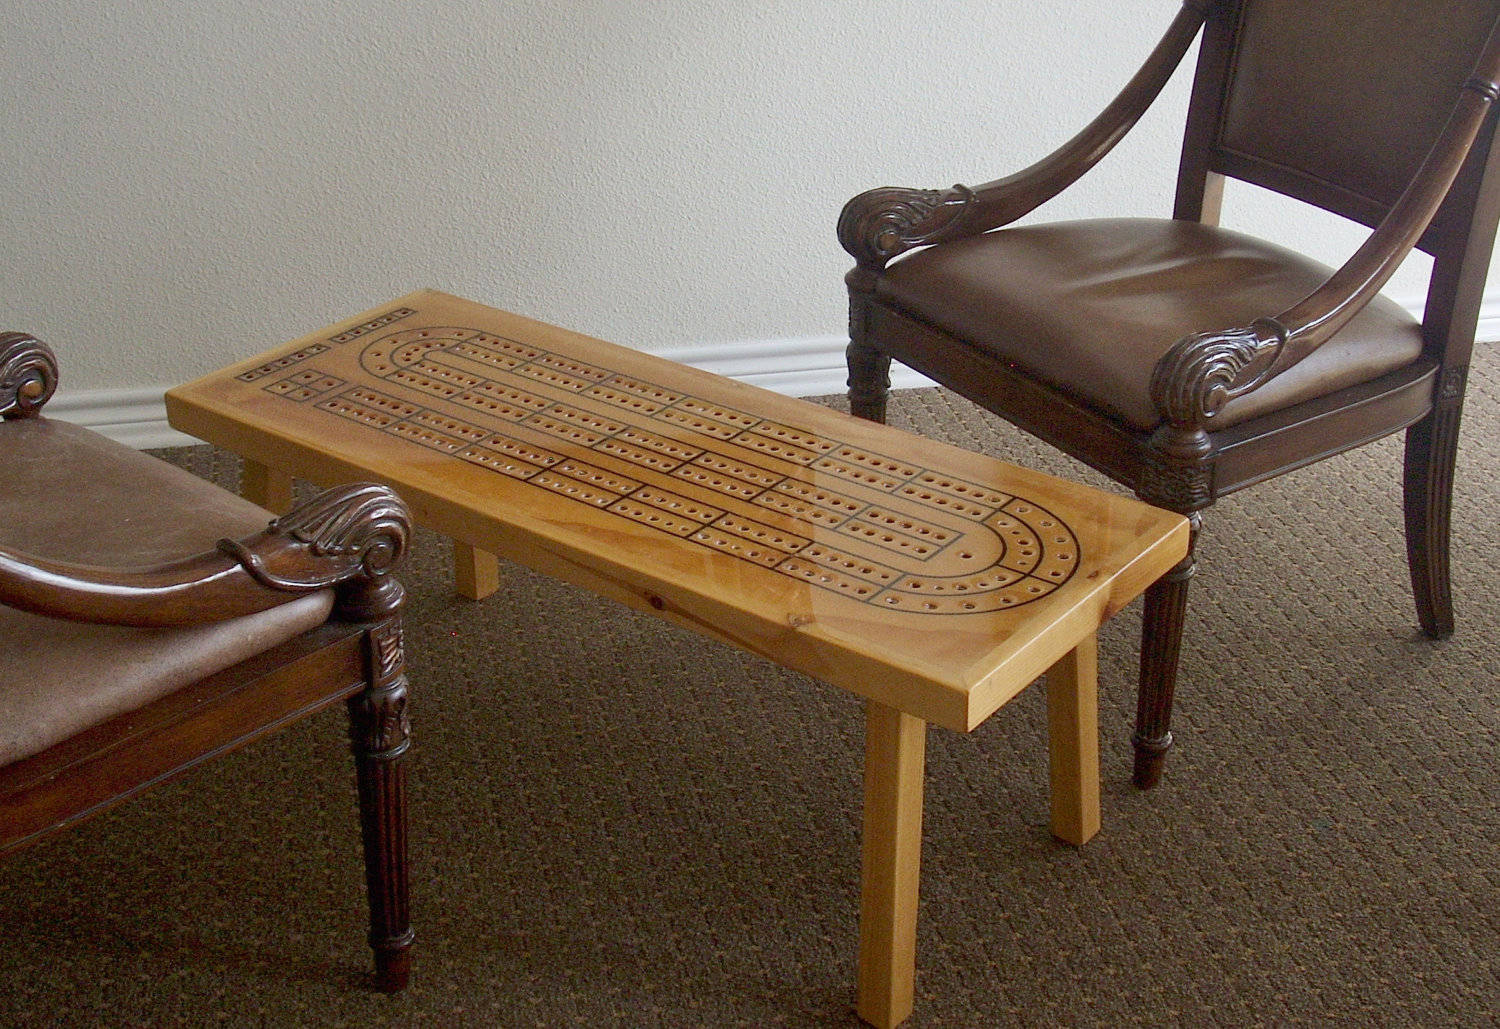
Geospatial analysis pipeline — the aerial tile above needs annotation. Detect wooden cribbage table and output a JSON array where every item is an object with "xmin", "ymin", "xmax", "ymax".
[{"xmin": 167, "ymin": 290, "xmax": 1188, "ymax": 1027}]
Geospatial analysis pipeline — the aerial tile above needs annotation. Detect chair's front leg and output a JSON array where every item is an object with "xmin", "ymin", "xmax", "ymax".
[
  {"xmin": 1132, "ymin": 516, "xmax": 1199, "ymax": 789},
  {"xmin": 347, "ymin": 614, "xmax": 414, "ymax": 991},
  {"xmin": 846, "ymin": 288, "xmax": 893, "ymax": 424},
  {"xmin": 847, "ymin": 339, "xmax": 893, "ymax": 423}
]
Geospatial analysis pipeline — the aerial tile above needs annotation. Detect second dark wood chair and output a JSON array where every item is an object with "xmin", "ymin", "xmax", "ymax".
[{"xmin": 839, "ymin": 0, "xmax": 1500, "ymax": 786}]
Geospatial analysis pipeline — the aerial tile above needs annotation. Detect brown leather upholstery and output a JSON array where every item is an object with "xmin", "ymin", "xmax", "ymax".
[
  {"xmin": 877, "ymin": 218, "xmax": 1425, "ymax": 431},
  {"xmin": 0, "ymin": 419, "xmax": 333, "ymax": 764},
  {"xmin": 0, "ymin": 417, "xmax": 273, "ymax": 561},
  {"xmin": 0, "ymin": 595, "xmax": 332, "ymax": 766},
  {"xmin": 1219, "ymin": 0, "xmax": 1500, "ymax": 216}
]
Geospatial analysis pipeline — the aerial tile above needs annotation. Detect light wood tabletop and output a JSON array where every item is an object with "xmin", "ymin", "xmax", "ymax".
[{"xmin": 167, "ymin": 290, "xmax": 1189, "ymax": 1026}]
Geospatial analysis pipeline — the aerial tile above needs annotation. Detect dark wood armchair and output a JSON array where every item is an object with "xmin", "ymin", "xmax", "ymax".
[
  {"xmin": 0, "ymin": 332, "xmax": 414, "ymax": 989},
  {"xmin": 840, "ymin": 0, "xmax": 1500, "ymax": 787}
]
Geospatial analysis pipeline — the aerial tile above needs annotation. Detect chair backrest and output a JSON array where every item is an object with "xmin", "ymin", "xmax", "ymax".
[
  {"xmin": 1178, "ymin": 0, "xmax": 1500, "ymax": 246},
  {"xmin": 1175, "ymin": 0, "xmax": 1500, "ymax": 364}
]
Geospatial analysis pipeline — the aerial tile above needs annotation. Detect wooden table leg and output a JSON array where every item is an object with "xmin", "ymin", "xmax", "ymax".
[
  {"xmin": 452, "ymin": 540, "xmax": 501, "ymax": 600},
  {"xmin": 1045, "ymin": 634, "xmax": 1101, "ymax": 846},
  {"xmin": 856, "ymin": 700, "xmax": 927, "ymax": 1028},
  {"xmin": 241, "ymin": 459, "xmax": 295, "ymax": 514}
]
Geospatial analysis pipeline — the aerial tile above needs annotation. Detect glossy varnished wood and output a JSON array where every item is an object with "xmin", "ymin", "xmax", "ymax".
[
  {"xmin": 166, "ymin": 291, "xmax": 1187, "ymax": 1026},
  {"xmin": 2, "ymin": 332, "xmax": 415, "ymax": 992},
  {"xmin": 168, "ymin": 290, "xmax": 1188, "ymax": 734}
]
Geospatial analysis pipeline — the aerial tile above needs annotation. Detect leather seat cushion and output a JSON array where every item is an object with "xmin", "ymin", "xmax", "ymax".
[
  {"xmin": 0, "ymin": 418, "xmax": 333, "ymax": 766},
  {"xmin": 875, "ymin": 218, "xmax": 1425, "ymax": 431}
]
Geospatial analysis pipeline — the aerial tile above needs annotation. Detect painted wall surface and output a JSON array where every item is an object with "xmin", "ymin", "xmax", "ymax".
[{"xmin": 0, "ymin": 1, "xmax": 1476, "ymax": 396}]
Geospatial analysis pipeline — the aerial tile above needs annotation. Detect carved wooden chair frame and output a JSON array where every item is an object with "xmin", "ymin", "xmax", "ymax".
[
  {"xmin": 0, "ymin": 332, "xmax": 415, "ymax": 989},
  {"xmin": 840, "ymin": 0, "xmax": 1500, "ymax": 785}
]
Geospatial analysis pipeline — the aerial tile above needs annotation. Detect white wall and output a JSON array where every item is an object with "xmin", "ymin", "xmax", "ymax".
[{"xmin": 1, "ymin": 1, "xmax": 1488, "ymax": 415}]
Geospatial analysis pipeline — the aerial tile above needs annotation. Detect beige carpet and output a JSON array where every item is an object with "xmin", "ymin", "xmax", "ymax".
[{"xmin": 2, "ymin": 352, "xmax": 1496, "ymax": 1026}]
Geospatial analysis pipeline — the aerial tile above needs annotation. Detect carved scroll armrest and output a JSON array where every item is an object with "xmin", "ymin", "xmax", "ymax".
[
  {"xmin": 839, "ymin": 0, "xmax": 1208, "ymax": 271},
  {"xmin": 1, "ymin": 333, "xmax": 59, "ymax": 419},
  {"xmin": 837, "ymin": 184, "xmax": 978, "ymax": 271},
  {"xmin": 1149, "ymin": 319, "xmax": 1289, "ymax": 427},
  {"xmin": 0, "ymin": 483, "xmax": 411, "ymax": 628}
]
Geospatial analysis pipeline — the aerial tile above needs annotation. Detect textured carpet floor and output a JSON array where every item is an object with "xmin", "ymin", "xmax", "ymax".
[{"xmin": 2, "ymin": 353, "xmax": 1496, "ymax": 1027}]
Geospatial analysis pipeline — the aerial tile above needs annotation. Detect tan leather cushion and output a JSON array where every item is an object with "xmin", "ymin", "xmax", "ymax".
[
  {"xmin": 875, "ymin": 218, "xmax": 1425, "ymax": 431},
  {"xmin": 0, "ymin": 418, "xmax": 333, "ymax": 766}
]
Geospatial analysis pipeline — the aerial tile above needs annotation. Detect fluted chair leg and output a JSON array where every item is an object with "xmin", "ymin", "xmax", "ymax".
[
  {"xmin": 1132, "ymin": 517, "xmax": 1198, "ymax": 789},
  {"xmin": 847, "ymin": 340, "xmax": 893, "ymax": 423},
  {"xmin": 1403, "ymin": 402, "xmax": 1463, "ymax": 640},
  {"xmin": 348, "ymin": 616, "xmax": 414, "ymax": 991}
]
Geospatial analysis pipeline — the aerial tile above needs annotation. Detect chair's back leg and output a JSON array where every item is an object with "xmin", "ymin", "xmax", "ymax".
[
  {"xmin": 1403, "ymin": 387, "xmax": 1465, "ymax": 639},
  {"xmin": 347, "ymin": 615, "xmax": 414, "ymax": 991}
]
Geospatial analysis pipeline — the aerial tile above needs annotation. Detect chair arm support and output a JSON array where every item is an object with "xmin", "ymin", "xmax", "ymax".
[
  {"xmin": 1151, "ymin": 44, "xmax": 1500, "ymax": 430},
  {"xmin": 838, "ymin": 0, "xmax": 1208, "ymax": 271},
  {"xmin": 0, "ymin": 483, "xmax": 411, "ymax": 627}
]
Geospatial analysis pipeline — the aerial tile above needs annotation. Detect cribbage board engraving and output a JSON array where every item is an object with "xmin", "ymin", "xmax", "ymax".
[{"xmin": 256, "ymin": 323, "xmax": 1080, "ymax": 613}]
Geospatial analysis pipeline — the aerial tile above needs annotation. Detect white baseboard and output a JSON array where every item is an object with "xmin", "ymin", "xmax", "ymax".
[
  {"xmin": 45, "ymin": 386, "xmax": 202, "ymax": 450},
  {"xmin": 655, "ymin": 335, "xmax": 939, "ymax": 398},
  {"xmin": 46, "ymin": 294, "xmax": 1500, "ymax": 450}
]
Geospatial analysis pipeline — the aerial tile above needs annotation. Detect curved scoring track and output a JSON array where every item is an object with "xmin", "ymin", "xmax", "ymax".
[{"xmin": 259, "ymin": 324, "xmax": 1081, "ymax": 615}]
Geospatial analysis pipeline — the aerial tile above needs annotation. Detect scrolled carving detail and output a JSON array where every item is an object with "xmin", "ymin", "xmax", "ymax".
[
  {"xmin": 272, "ymin": 483, "xmax": 410, "ymax": 577},
  {"xmin": 1150, "ymin": 318, "xmax": 1288, "ymax": 426},
  {"xmin": 219, "ymin": 482, "xmax": 411, "ymax": 598},
  {"xmin": 372, "ymin": 691, "xmax": 411, "ymax": 754},
  {"xmin": 0, "ymin": 332, "xmax": 59, "ymax": 419},
  {"xmin": 837, "ymin": 184, "xmax": 975, "ymax": 269},
  {"xmin": 343, "ymin": 616, "xmax": 410, "ymax": 772}
]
